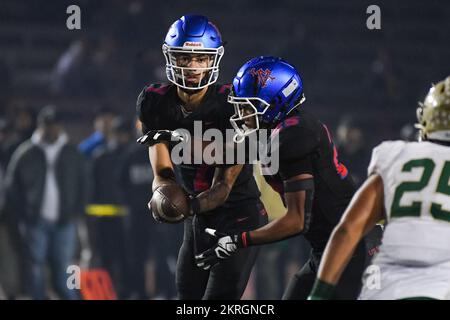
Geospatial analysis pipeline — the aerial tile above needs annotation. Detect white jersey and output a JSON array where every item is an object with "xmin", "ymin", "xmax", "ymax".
[{"xmin": 360, "ymin": 140, "xmax": 450, "ymax": 300}]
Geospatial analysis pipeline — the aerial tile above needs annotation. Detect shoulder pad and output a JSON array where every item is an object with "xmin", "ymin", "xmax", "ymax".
[
  {"xmin": 368, "ymin": 140, "xmax": 406, "ymax": 177},
  {"xmin": 145, "ymin": 83, "xmax": 171, "ymax": 95},
  {"xmin": 272, "ymin": 123, "xmax": 319, "ymax": 161}
]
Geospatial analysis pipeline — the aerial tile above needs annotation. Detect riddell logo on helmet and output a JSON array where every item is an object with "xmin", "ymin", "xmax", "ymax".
[
  {"xmin": 250, "ymin": 68, "xmax": 276, "ymax": 88},
  {"xmin": 183, "ymin": 42, "xmax": 204, "ymax": 48}
]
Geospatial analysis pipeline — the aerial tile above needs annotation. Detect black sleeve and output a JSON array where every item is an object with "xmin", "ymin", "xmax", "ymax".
[
  {"xmin": 279, "ymin": 154, "xmax": 314, "ymax": 180},
  {"xmin": 136, "ymin": 86, "xmax": 158, "ymax": 134},
  {"xmin": 3, "ymin": 149, "xmax": 25, "ymax": 220},
  {"xmin": 277, "ymin": 126, "xmax": 319, "ymax": 180},
  {"xmin": 75, "ymin": 149, "xmax": 89, "ymax": 216}
]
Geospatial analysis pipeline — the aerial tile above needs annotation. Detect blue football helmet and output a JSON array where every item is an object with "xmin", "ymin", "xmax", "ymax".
[
  {"xmin": 162, "ymin": 15, "xmax": 225, "ymax": 90},
  {"xmin": 229, "ymin": 56, "xmax": 306, "ymax": 142}
]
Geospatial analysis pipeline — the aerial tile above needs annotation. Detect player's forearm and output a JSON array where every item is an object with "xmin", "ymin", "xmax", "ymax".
[
  {"xmin": 247, "ymin": 210, "xmax": 303, "ymax": 245},
  {"xmin": 316, "ymin": 223, "xmax": 361, "ymax": 285},
  {"xmin": 149, "ymin": 143, "xmax": 176, "ymax": 192},
  {"xmin": 192, "ymin": 181, "xmax": 231, "ymax": 214},
  {"xmin": 315, "ymin": 175, "xmax": 385, "ymax": 289},
  {"xmin": 152, "ymin": 167, "xmax": 176, "ymax": 191},
  {"xmin": 191, "ymin": 165, "xmax": 242, "ymax": 215}
]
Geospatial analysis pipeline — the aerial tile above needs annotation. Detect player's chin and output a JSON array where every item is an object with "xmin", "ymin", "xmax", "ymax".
[
  {"xmin": 244, "ymin": 120, "xmax": 256, "ymax": 129},
  {"xmin": 184, "ymin": 80, "xmax": 203, "ymax": 90}
]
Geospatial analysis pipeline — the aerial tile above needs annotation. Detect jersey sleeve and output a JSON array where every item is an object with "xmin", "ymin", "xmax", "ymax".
[
  {"xmin": 136, "ymin": 86, "xmax": 152, "ymax": 134},
  {"xmin": 276, "ymin": 126, "xmax": 320, "ymax": 180},
  {"xmin": 136, "ymin": 84, "xmax": 166, "ymax": 134}
]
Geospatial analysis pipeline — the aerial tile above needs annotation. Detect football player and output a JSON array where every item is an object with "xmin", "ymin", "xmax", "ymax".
[
  {"xmin": 195, "ymin": 56, "xmax": 374, "ymax": 299},
  {"xmin": 308, "ymin": 76, "xmax": 450, "ymax": 300},
  {"xmin": 136, "ymin": 15, "xmax": 267, "ymax": 300}
]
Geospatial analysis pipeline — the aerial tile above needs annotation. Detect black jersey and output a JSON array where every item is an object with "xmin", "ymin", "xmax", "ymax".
[
  {"xmin": 262, "ymin": 110, "xmax": 356, "ymax": 252},
  {"xmin": 136, "ymin": 83, "xmax": 260, "ymax": 207}
]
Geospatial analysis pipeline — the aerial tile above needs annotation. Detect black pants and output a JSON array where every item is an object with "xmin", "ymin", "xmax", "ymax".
[
  {"xmin": 87, "ymin": 216, "xmax": 129, "ymax": 298},
  {"xmin": 176, "ymin": 200, "xmax": 268, "ymax": 300},
  {"xmin": 282, "ymin": 239, "xmax": 367, "ymax": 300}
]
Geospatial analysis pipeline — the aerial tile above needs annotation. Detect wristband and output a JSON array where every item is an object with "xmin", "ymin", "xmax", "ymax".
[{"xmin": 308, "ymin": 278, "xmax": 335, "ymax": 300}]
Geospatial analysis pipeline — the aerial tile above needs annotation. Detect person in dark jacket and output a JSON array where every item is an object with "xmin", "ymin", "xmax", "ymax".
[
  {"xmin": 85, "ymin": 118, "xmax": 133, "ymax": 298},
  {"xmin": 4, "ymin": 106, "xmax": 88, "ymax": 300}
]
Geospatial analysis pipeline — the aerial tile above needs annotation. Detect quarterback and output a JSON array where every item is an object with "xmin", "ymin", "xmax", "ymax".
[{"xmin": 136, "ymin": 15, "xmax": 267, "ymax": 300}]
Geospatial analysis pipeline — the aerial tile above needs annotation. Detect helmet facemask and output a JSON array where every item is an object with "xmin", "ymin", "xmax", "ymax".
[
  {"xmin": 228, "ymin": 95, "xmax": 270, "ymax": 143},
  {"xmin": 162, "ymin": 44, "xmax": 224, "ymax": 90}
]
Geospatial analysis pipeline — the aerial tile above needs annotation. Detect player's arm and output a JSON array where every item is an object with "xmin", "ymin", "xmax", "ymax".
[
  {"xmin": 309, "ymin": 174, "xmax": 386, "ymax": 299},
  {"xmin": 191, "ymin": 164, "xmax": 243, "ymax": 214},
  {"xmin": 246, "ymin": 145, "xmax": 317, "ymax": 245},
  {"xmin": 148, "ymin": 142, "xmax": 176, "ymax": 191},
  {"xmin": 247, "ymin": 173, "xmax": 313, "ymax": 245},
  {"xmin": 195, "ymin": 172, "xmax": 314, "ymax": 269},
  {"xmin": 136, "ymin": 87, "xmax": 178, "ymax": 191}
]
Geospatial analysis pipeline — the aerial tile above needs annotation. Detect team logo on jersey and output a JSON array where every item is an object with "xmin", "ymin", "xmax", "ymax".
[{"xmin": 249, "ymin": 68, "xmax": 276, "ymax": 88}]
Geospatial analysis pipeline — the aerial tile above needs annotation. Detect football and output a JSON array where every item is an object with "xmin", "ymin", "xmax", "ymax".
[{"xmin": 149, "ymin": 183, "xmax": 191, "ymax": 223}]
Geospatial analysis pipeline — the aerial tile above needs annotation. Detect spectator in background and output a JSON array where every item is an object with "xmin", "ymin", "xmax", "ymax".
[
  {"xmin": 368, "ymin": 47, "xmax": 404, "ymax": 109},
  {"xmin": 51, "ymin": 38, "xmax": 98, "ymax": 98},
  {"xmin": 0, "ymin": 118, "xmax": 23, "ymax": 299},
  {"xmin": 78, "ymin": 106, "xmax": 117, "ymax": 158},
  {"xmin": 336, "ymin": 117, "xmax": 371, "ymax": 187},
  {"xmin": 3, "ymin": 106, "xmax": 37, "ymax": 164},
  {"xmin": 91, "ymin": 36, "xmax": 131, "ymax": 97},
  {"xmin": 4, "ymin": 106, "xmax": 88, "ymax": 300},
  {"xmin": 0, "ymin": 110, "xmax": 36, "ymax": 299},
  {"xmin": 85, "ymin": 117, "xmax": 133, "ymax": 299}
]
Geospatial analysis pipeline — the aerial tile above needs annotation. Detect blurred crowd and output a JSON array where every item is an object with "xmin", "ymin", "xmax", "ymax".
[{"xmin": 0, "ymin": 106, "xmax": 183, "ymax": 300}]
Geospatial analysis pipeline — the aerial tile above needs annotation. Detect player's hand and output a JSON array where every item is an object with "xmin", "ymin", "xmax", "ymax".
[
  {"xmin": 137, "ymin": 129, "xmax": 186, "ymax": 146},
  {"xmin": 195, "ymin": 228, "xmax": 242, "ymax": 270}
]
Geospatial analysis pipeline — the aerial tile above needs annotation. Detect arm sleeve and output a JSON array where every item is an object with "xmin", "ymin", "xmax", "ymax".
[{"xmin": 4, "ymin": 149, "xmax": 25, "ymax": 220}]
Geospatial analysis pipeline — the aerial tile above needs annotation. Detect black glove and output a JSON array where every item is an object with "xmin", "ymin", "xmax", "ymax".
[
  {"xmin": 195, "ymin": 228, "xmax": 250, "ymax": 270},
  {"xmin": 137, "ymin": 129, "xmax": 186, "ymax": 147}
]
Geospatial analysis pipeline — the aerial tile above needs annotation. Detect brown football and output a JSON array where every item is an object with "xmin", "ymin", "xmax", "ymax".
[{"xmin": 149, "ymin": 183, "xmax": 190, "ymax": 224}]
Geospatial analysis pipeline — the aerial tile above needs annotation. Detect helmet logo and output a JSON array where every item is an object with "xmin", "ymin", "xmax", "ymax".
[
  {"xmin": 249, "ymin": 68, "xmax": 275, "ymax": 88},
  {"xmin": 183, "ymin": 41, "xmax": 204, "ymax": 48}
]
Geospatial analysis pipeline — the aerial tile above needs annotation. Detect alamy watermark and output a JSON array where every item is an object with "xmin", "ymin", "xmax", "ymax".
[
  {"xmin": 66, "ymin": 265, "xmax": 81, "ymax": 290},
  {"xmin": 66, "ymin": 5, "xmax": 81, "ymax": 30},
  {"xmin": 366, "ymin": 5, "xmax": 381, "ymax": 30},
  {"xmin": 164, "ymin": 121, "xmax": 279, "ymax": 175},
  {"xmin": 362, "ymin": 265, "xmax": 381, "ymax": 291}
]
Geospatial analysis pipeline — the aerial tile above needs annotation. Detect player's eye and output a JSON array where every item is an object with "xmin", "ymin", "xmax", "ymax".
[
  {"xmin": 197, "ymin": 56, "xmax": 209, "ymax": 64},
  {"xmin": 177, "ymin": 56, "xmax": 190, "ymax": 65}
]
